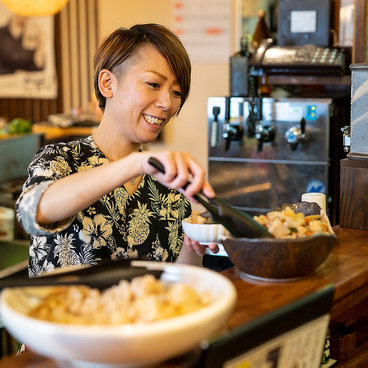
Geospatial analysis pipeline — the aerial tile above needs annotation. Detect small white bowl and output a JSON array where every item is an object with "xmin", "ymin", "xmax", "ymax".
[
  {"xmin": 0, "ymin": 261, "xmax": 237, "ymax": 368},
  {"xmin": 182, "ymin": 218, "xmax": 230, "ymax": 245}
]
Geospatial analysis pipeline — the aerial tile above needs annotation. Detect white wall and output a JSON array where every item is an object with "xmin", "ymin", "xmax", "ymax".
[{"xmin": 96, "ymin": 0, "xmax": 238, "ymax": 176}]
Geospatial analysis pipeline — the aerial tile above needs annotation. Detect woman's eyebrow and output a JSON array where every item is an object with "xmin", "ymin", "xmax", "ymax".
[
  {"xmin": 146, "ymin": 70, "xmax": 179, "ymax": 86},
  {"xmin": 147, "ymin": 70, "xmax": 168, "ymax": 80}
]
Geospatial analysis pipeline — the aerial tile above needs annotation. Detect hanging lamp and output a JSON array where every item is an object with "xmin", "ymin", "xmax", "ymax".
[{"xmin": 0, "ymin": 0, "xmax": 69, "ymax": 16}]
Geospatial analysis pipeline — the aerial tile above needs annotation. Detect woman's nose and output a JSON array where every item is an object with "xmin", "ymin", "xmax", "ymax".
[{"xmin": 156, "ymin": 90, "xmax": 172, "ymax": 110}]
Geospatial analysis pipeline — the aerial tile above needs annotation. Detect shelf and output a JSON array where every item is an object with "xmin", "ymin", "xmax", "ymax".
[
  {"xmin": 32, "ymin": 124, "xmax": 97, "ymax": 141},
  {"xmin": 262, "ymin": 74, "xmax": 351, "ymax": 86}
]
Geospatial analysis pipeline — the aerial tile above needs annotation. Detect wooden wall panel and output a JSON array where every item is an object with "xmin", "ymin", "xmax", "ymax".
[
  {"xmin": 0, "ymin": 0, "xmax": 98, "ymax": 123},
  {"xmin": 353, "ymin": 0, "xmax": 367, "ymax": 63},
  {"xmin": 60, "ymin": 0, "xmax": 98, "ymax": 115}
]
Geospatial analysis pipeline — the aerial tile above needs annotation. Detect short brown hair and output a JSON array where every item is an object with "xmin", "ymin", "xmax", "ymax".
[{"xmin": 93, "ymin": 24, "xmax": 191, "ymax": 112}]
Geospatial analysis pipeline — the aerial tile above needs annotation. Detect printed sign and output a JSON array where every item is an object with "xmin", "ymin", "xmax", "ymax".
[{"xmin": 0, "ymin": 3, "xmax": 57, "ymax": 99}]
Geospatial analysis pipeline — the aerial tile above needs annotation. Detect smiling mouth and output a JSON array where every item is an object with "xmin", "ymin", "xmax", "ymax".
[{"xmin": 143, "ymin": 114, "xmax": 165, "ymax": 126}]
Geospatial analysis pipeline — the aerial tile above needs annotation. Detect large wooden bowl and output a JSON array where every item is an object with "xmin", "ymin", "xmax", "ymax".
[{"xmin": 222, "ymin": 202, "xmax": 337, "ymax": 281}]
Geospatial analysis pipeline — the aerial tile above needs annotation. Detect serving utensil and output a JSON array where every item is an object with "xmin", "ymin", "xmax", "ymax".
[
  {"xmin": 148, "ymin": 157, "xmax": 272, "ymax": 238},
  {"xmin": 0, "ymin": 259, "xmax": 163, "ymax": 290}
]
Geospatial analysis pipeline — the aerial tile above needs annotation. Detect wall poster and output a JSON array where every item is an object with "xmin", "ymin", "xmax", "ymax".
[
  {"xmin": 171, "ymin": 0, "xmax": 232, "ymax": 63},
  {"xmin": 0, "ymin": 3, "xmax": 57, "ymax": 99}
]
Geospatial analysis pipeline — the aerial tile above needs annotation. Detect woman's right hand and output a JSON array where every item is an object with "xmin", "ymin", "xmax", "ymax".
[{"xmin": 138, "ymin": 151, "xmax": 215, "ymax": 202}]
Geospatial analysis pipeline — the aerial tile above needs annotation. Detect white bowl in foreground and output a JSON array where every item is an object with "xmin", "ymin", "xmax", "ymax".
[
  {"xmin": 0, "ymin": 261, "xmax": 237, "ymax": 368},
  {"xmin": 182, "ymin": 218, "xmax": 230, "ymax": 244}
]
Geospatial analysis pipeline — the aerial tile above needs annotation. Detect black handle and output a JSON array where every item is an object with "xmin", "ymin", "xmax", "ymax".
[
  {"xmin": 148, "ymin": 156, "xmax": 165, "ymax": 174},
  {"xmin": 300, "ymin": 117, "xmax": 306, "ymax": 135},
  {"xmin": 225, "ymin": 97, "xmax": 231, "ymax": 124}
]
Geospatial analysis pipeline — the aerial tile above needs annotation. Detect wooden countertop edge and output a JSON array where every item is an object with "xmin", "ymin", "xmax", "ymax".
[
  {"xmin": 32, "ymin": 125, "xmax": 97, "ymax": 140},
  {"xmin": 330, "ymin": 226, "xmax": 368, "ymax": 301}
]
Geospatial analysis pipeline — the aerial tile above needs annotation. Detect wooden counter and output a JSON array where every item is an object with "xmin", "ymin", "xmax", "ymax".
[
  {"xmin": 225, "ymin": 225, "xmax": 368, "ymax": 331},
  {"xmin": 32, "ymin": 124, "xmax": 97, "ymax": 141},
  {"xmin": 1, "ymin": 225, "xmax": 368, "ymax": 367}
]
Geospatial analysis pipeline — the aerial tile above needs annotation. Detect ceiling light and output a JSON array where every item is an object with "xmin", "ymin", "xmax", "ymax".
[{"xmin": 0, "ymin": 0, "xmax": 69, "ymax": 16}]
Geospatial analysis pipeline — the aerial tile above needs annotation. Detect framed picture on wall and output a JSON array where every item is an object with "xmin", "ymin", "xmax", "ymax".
[{"xmin": 0, "ymin": 3, "xmax": 57, "ymax": 99}]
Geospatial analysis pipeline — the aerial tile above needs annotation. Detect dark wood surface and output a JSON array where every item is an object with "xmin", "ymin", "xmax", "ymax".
[
  {"xmin": 353, "ymin": 0, "xmax": 367, "ymax": 63},
  {"xmin": 1, "ymin": 225, "xmax": 368, "ymax": 367},
  {"xmin": 340, "ymin": 158, "xmax": 368, "ymax": 230}
]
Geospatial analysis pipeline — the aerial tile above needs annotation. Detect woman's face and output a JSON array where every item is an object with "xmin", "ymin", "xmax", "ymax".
[{"xmin": 104, "ymin": 44, "xmax": 182, "ymax": 144}]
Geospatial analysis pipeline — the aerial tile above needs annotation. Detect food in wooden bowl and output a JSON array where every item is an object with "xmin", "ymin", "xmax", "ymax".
[{"xmin": 222, "ymin": 202, "xmax": 337, "ymax": 281}]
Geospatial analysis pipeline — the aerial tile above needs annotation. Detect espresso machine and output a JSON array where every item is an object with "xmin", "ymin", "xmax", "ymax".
[{"xmin": 208, "ymin": 96, "xmax": 332, "ymax": 215}]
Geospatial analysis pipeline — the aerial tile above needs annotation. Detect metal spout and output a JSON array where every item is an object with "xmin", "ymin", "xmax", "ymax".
[
  {"xmin": 285, "ymin": 118, "xmax": 306, "ymax": 150},
  {"xmin": 341, "ymin": 126, "xmax": 350, "ymax": 153}
]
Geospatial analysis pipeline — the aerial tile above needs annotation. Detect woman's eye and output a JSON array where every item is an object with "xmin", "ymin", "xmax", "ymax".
[
  {"xmin": 172, "ymin": 90, "xmax": 182, "ymax": 98},
  {"xmin": 147, "ymin": 82, "xmax": 160, "ymax": 88}
]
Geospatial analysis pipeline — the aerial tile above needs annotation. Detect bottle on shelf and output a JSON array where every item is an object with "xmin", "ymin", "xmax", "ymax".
[
  {"xmin": 240, "ymin": 36, "xmax": 250, "ymax": 57},
  {"xmin": 230, "ymin": 37, "xmax": 251, "ymax": 97}
]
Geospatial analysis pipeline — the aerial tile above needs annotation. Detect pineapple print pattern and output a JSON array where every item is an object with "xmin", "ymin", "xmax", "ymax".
[
  {"xmin": 127, "ymin": 202, "xmax": 153, "ymax": 247},
  {"xmin": 16, "ymin": 136, "xmax": 192, "ymax": 277}
]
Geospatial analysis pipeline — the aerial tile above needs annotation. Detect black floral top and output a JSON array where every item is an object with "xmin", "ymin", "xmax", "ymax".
[{"xmin": 16, "ymin": 136, "xmax": 191, "ymax": 277}]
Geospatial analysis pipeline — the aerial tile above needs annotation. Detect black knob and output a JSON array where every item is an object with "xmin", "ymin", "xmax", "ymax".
[
  {"xmin": 213, "ymin": 106, "xmax": 220, "ymax": 120},
  {"xmin": 300, "ymin": 118, "xmax": 306, "ymax": 135}
]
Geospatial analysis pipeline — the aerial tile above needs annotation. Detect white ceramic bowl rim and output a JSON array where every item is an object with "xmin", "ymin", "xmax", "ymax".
[{"xmin": 0, "ymin": 261, "xmax": 237, "ymax": 366}]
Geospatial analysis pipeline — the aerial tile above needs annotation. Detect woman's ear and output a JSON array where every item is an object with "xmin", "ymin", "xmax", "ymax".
[{"xmin": 99, "ymin": 69, "xmax": 114, "ymax": 98}]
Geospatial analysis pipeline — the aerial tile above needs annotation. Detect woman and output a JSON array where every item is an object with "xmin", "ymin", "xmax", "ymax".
[{"xmin": 16, "ymin": 23, "xmax": 218, "ymax": 277}]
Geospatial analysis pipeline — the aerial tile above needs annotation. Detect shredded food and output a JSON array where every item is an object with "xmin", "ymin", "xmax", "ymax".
[
  {"xmin": 188, "ymin": 211, "xmax": 212, "ymax": 224},
  {"xmin": 253, "ymin": 206, "xmax": 334, "ymax": 239},
  {"xmin": 28, "ymin": 274, "xmax": 211, "ymax": 325}
]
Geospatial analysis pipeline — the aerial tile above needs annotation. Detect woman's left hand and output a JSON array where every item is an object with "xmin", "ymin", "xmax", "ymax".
[
  {"xmin": 176, "ymin": 235, "xmax": 219, "ymax": 266},
  {"xmin": 183, "ymin": 234, "xmax": 219, "ymax": 256}
]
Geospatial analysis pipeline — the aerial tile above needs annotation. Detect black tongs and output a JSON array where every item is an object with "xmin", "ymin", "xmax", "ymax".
[
  {"xmin": 0, "ymin": 259, "xmax": 163, "ymax": 290},
  {"xmin": 148, "ymin": 157, "xmax": 272, "ymax": 239}
]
